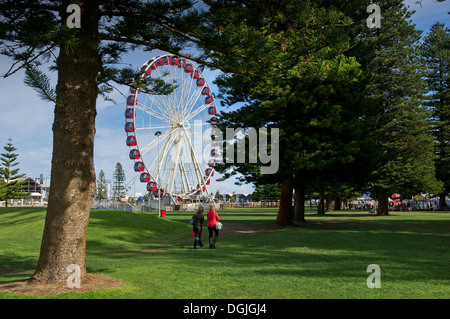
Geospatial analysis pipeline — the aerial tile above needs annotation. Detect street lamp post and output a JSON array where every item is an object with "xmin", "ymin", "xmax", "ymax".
[{"xmin": 155, "ymin": 131, "xmax": 162, "ymax": 217}]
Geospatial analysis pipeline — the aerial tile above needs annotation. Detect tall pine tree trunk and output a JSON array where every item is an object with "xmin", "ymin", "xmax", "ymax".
[
  {"xmin": 318, "ymin": 188, "xmax": 325, "ymax": 214},
  {"xmin": 334, "ymin": 198, "xmax": 342, "ymax": 210},
  {"xmin": 325, "ymin": 193, "xmax": 333, "ymax": 212},
  {"xmin": 32, "ymin": 2, "xmax": 101, "ymax": 284},
  {"xmin": 438, "ymin": 192, "xmax": 447, "ymax": 211},
  {"xmin": 377, "ymin": 189, "xmax": 390, "ymax": 216},
  {"xmin": 294, "ymin": 178, "xmax": 305, "ymax": 223},
  {"xmin": 275, "ymin": 176, "xmax": 294, "ymax": 226}
]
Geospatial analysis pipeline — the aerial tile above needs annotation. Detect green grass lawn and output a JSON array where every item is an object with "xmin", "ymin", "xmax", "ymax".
[{"xmin": 0, "ymin": 206, "xmax": 449, "ymax": 299}]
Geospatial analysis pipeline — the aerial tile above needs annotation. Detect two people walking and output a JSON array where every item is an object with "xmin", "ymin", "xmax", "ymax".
[{"xmin": 191, "ymin": 205, "xmax": 220, "ymax": 249}]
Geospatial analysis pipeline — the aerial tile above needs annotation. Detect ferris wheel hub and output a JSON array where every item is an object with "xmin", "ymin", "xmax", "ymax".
[{"xmin": 182, "ymin": 120, "xmax": 191, "ymax": 130}]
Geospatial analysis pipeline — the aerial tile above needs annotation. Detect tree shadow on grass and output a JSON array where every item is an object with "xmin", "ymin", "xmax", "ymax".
[
  {"xmin": 0, "ymin": 208, "xmax": 45, "ymax": 227},
  {"xmin": 0, "ymin": 253, "xmax": 37, "ymax": 284}
]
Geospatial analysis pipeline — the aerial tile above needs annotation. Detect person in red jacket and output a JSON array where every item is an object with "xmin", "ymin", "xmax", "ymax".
[{"xmin": 207, "ymin": 205, "xmax": 220, "ymax": 248}]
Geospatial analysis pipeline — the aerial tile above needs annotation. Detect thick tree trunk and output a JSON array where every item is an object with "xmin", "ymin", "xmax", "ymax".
[
  {"xmin": 377, "ymin": 189, "xmax": 390, "ymax": 216},
  {"xmin": 325, "ymin": 193, "xmax": 333, "ymax": 212},
  {"xmin": 294, "ymin": 179, "xmax": 305, "ymax": 223},
  {"xmin": 31, "ymin": 2, "xmax": 101, "ymax": 284},
  {"xmin": 318, "ymin": 188, "xmax": 325, "ymax": 214},
  {"xmin": 275, "ymin": 176, "xmax": 294, "ymax": 226},
  {"xmin": 438, "ymin": 192, "xmax": 447, "ymax": 211},
  {"xmin": 334, "ymin": 198, "xmax": 342, "ymax": 210}
]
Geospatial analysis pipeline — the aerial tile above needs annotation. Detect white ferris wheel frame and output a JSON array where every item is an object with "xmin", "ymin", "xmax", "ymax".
[{"xmin": 124, "ymin": 54, "xmax": 219, "ymax": 204}]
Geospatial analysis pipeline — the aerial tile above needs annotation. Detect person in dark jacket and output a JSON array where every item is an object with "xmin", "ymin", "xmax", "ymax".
[{"xmin": 191, "ymin": 205, "xmax": 205, "ymax": 249}]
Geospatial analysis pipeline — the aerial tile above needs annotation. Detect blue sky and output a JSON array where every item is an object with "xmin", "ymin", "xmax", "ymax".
[{"xmin": 0, "ymin": 0, "xmax": 448, "ymax": 197}]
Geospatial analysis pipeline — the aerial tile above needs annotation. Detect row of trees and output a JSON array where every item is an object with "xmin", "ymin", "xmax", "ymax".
[
  {"xmin": 0, "ymin": 0, "xmax": 447, "ymax": 285},
  {"xmin": 213, "ymin": 2, "xmax": 449, "ymax": 224}
]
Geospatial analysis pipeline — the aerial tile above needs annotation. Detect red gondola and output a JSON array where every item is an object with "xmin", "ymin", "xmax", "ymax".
[
  {"xmin": 205, "ymin": 168, "xmax": 214, "ymax": 177},
  {"xmin": 130, "ymin": 87, "xmax": 141, "ymax": 94},
  {"xmin": 210, "ymin": 117, "xmax": 218, "ymax": 125},
  {"xmin": 150, "ymin": 62, "xmax": 157, "ymax": 70},
  {"xmin": 127, "ymin": 95, "xmax": 137, "ymax": 105},
  {"xmin": 125, "ymin": 122, "xmax": 135, "ymax": 132},
  {"xmin": 157, "ymin": 56, "xmax": 168, "ymax": 65},
  {"xmin": 208, "ymin": 106, "xmax": 216, "ymax": 115},
  {"xmin": 140, "ymin": 172, "xmax": 150, "ymax": 183},
  {"xmin": 147, "ymin": 181, "xmax": 157, "ymax": 192},
  {"xmin": 126, "ymin": 135, "xmax": 137, "ymax": 146},
  {"xmin": 204, "ymin": 176, "xmax": 210, "ymax": 185},
  {"xmin": 169, "ymin": 56, "xmax": 179, "ymax": 66},
  {"xmin": 196, "ymin": 78, "xmax": 205, "ymax": 86},
  {"xmin": 192, "ymin": 70, "xmax": 200, "ymax": 79},
  {"xmin": 184, "ymin": 63, "xmax": 194, "ymax": 73},
  {"xmin": 154, "ymin": 188, "xmax": 164, "ymax": 198},
  {"xmin": 202, "ymin": 87, "xmax": 210, "ymax": 95},
  {"xmin": 178, "ymin": 59, "xmax": 186, "ymax": 69},
  {"xmin": 211, "ymin": 148, "xmax": 217, "ymax": 156},
  {"xmin": 134, "ymin": 161, "xmax": 145, "ymax": 172},
  {"xmin": 208, "ymin": 160, "xmax": 215, "ymax": 167},
  {"xmin": 129, "ymin": 149, "xmax": 140, "ymax": 160},
  {"xmin": 205, "ymin": 96, "xmax": 213, "ymax": 105},
  {"xmin": 125, "ymin": 108, "xmax": 134, "ymax": 118}
]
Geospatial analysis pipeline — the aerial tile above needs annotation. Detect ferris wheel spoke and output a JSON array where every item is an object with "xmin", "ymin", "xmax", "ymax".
[
  {"xmin": 135, "ymin": 125, "xmax": 172, "ymax": 131},
  {"xmin": 186, "ymin": 131, "xmax": 213, "ymax": 154},
  {"xmin": 135, "ymin": 102, "xmax": 172, "ymax": 123},
  {"xmin": 167, "ymin": 65, "xmax": 184, "ymax": 118},
  {"xmin": 176, "ymin": 69, "xmax": 197, "ymax": 119},
  {"xmin": 140, "ymin": 79, "xmax": 178, "ymax": 123},
  {"xmin": 140, "ymin": 129, "xmax": 173, "ymax": 156},
  {"xmin": 153, "ymin": 67, "xmax": 180, "ymax": 119},
  {"xmin": 166, "ymin": 133, "xmax": 184, "ymax": 194},
  {"xmin": 181, "ymin": 87, "xmax": 204, "ymax": 120},
  {"xmin": 151, "ymin": 130, "xmax": 176, "ymax": 185},
  {"xmin": 185, "ymin": 102, "xmax": 209, "ymax": 122},
  {"xmin": 178, "ymin": 162, "xmax": 189, "ymax": 194},
  {"xmin": 144, "ymin": 95, "xmax": 175, "ymax": 123},
  {"xmin": 183, "ymin": 129, "xmax": 207, "ymax": 192}
]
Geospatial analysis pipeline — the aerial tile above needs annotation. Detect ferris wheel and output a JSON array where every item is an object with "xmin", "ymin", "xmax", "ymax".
[{"xmin": 124, "ymin": 54, "xmax": 219, "ymax": 204}]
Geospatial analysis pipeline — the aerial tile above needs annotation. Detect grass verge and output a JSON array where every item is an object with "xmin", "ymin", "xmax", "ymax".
[{"xmin": 0, "ymin": 207, "xmax": 448, "ymax": 299}]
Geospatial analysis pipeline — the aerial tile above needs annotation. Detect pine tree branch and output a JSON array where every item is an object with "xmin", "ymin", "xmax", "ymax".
[{"xmin": 23, "ymin": 67, "xmax": 57, "ymax": 104}]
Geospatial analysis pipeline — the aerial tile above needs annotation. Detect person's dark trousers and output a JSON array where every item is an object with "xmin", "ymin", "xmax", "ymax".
[
  {"xmin": 193, "ymin": 226, "xmax": 203, "ymax": 248},
  {"xmin": 208, "ymin": 226, "xmax": 219, "ymax": 248}
]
